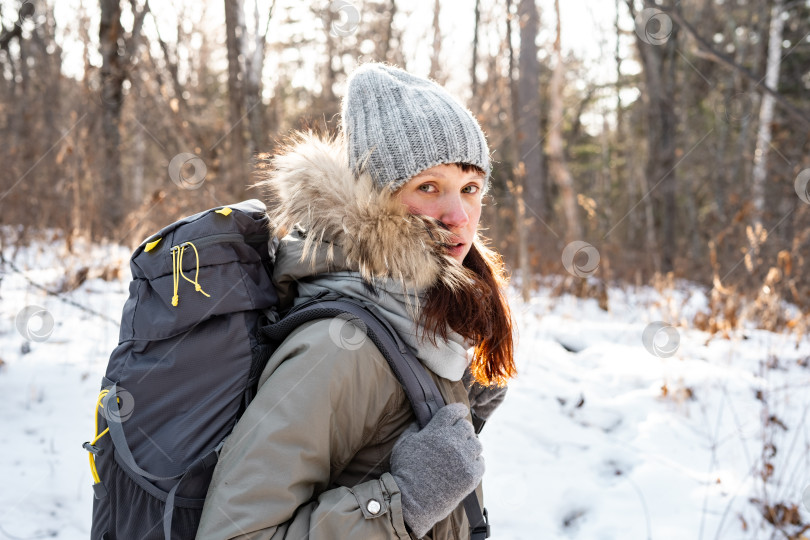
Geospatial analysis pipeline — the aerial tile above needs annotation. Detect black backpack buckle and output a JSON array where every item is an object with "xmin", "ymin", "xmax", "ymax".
[
  {"xmin": 83, "ymin": 441, "xmax": 104, "ymax": 456},
  {"xmin": 470, "ymin": 507, "xmax": 490, "ymax": 539}
]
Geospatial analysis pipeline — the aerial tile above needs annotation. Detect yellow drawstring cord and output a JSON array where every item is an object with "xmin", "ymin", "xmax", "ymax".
[
  {"xmin": 170, "ymin": 241, "xmax": 210, "ymax": 307},
  {"xmin": 178, "ymin": 242, "xmax": 210, "ymax": 298},
  {"xmin": 87, "ymin": 389, "xmax": 110, "ymax": 485},
  {"xmin": 171, "ymin": 245, "xmax": 181, "ymax": 306}
]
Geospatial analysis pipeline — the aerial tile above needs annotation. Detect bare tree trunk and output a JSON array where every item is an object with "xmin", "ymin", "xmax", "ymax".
[
  {"xmin": 79, "ymin": 1, "xmax": 92, "ymax": 85},
  {"xmin": 724, "ymin": 0, "xmax": 758, "ymax": 201},
  {"xmin": 471, "ymin": 0, "xmax": 480, "ymax": 97},
  {"xmin": 31, "ymin": 8, "xmax": 61, "ymax": 214},
  {"xmin": 616, "ymin": 4, "xmax": 657, "ymax": 269},
  {"xmin": 630, "ymin": 108, "xmax": 660, "ymax": 272},
  {"xmin": 518, "ymin": 0, "xmax": 545, "ymax": 228},
  {"xmin": 429, "ymin": 0, "xmax": 442, "ymax": 83},
  {"xmin": 131, "ymin": 115, "xmax": 145, "ymax": 203},
  {"xmin": 600, "ymin": 111, "xmax": 611, "ymax": 224},
  {"xmin": 71, "ymin": 131, "xmax": 83, "ymax": 237},
  {"xmin": 224, "ymin": 0, "xmax": 247, "ymax": 191},
  {"xmin": 99, "ymin": 0, "xmax": 126, "ymax": 229},
  {"xmin": 244, "ymin": 0, "xmax": 273, "ymax": 156},
  {"xmin": 547, "ymin": 0, "xmax": 581, "ymax": 242},
  {"xmin": 321, "ymin": 3, "xmax": 337, "ymax": 119},
  {"xmin": 626, "ymin": 0, "xmax": 678, "ymax": 272},
  {"xmin": 612, "ymin": 0, "xmax": 622, "ymax": 236},
  {"xmin": 388, "ymin": 9, "xmax": 406, "ymax": 67},
  {"xmin": 506, "ymin": 0, "xmax": 531, "ymax": 301},
  {"xmin": 381, "ymin": 0, "xmax": 397, "ymax": 62},
  {"xmin": 614, "ymin": 0, "xmax": 622, "ymax": 129},
  {"xmin": 97, "ymin": 0, "xmax": 146, "ymax": 229},
  {"xmin": 751, "ymin": 0, "xmax": 785, "ymax": 225}
]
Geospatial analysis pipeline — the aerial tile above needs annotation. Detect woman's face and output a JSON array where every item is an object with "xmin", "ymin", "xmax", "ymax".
[{"xmin": 396, "ymin": 163, "xmax": 485, "ymax": 264}]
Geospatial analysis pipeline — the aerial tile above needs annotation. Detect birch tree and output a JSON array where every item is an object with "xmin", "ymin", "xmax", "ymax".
[
  {"xmin": 471, "ymin": 0, "xmax": 481, "ymax": 98},
  {"xmin": 750, "ymin": 0, "xmax": 786, "ymax": 226},
  {"xmin": 429, "ymin": 0, "xmax": 443, "ymax": 83}
]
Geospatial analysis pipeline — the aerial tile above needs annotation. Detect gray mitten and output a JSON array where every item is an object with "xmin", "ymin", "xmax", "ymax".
[
  {"xmin": 462, "ymin": 368, "xmax": 508, "ymax": 423},
  {"xmin": 390, "ymin": 403, "xmax": 484, "ymax": 538}
]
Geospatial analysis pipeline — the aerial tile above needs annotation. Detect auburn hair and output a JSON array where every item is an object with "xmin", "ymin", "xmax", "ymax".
[{"xmin": 417, "ymin": 164, "xmax": 517, "ymax": 387}]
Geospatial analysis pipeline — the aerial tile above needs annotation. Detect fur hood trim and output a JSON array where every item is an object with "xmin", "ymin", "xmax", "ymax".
[{"xmin": 257, "ymin": 132, "xmax": 470, "ymax": 292}]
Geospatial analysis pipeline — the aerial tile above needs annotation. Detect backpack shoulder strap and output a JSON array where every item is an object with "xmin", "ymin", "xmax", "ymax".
[
  {"xmin": 260, "ymin": 295, "xmax": 490, "ymax": 539},
  {"xmin": 262, "ymin": 296, "xmax": 444, "ymax": 427}
]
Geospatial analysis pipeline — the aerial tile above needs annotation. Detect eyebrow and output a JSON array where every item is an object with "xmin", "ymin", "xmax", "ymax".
[
  {"xmin": 414, "ymin": 171, "xmax": 485, "ymax": 181},
  {"xmin": 414, "ymin": 170, "xmax": 446, "ymax": 178}
]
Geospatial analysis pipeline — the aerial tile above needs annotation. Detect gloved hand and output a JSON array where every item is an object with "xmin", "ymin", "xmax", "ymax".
[
  {"xmin": 390, "ymin": 403, "xmax": 484, "ymax": 538},
  {"xmin": 462, "ymin": 368, "xmax": 508, "ymax": 425}
]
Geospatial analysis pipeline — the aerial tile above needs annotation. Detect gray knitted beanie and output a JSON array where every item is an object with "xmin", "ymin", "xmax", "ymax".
[{"xmin": 341, "ymin": 62, "xmax": 491, "ymax": 192}]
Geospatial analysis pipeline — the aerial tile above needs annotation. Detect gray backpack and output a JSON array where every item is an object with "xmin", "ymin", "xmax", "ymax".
[{"xmin": 84, "ymin": 200, "xmax": 489, "ymax": 540}]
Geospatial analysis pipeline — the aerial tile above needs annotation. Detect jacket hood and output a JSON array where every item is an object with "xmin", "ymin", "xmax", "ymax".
[{"xmin": 256, "ymin": 132, "xmax": 472, "ymax": 295}]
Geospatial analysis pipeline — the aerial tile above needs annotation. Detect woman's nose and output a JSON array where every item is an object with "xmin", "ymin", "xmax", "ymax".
[{"xmin": 439, "ymin": 195, "xmax": 469, "ymax": 229}]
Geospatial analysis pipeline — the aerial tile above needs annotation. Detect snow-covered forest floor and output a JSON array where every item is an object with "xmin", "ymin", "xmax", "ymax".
[{"xmin": 1, "ymin": 232, "xmax": 809, "ymax": 540}]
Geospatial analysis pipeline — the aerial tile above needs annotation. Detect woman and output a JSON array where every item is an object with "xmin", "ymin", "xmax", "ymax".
[{"xmin": 196, "ymin": 62, "xmax": 516, "ymax": 539}]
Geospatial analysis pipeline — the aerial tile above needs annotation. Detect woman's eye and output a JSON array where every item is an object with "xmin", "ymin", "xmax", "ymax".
[
  {"xmin": 463, "ymin": 185, "xmax": 480, "ymax": 194},
  {"xmin": 418, "ymin": 184, "xmax": 436, "ymax": 193}
]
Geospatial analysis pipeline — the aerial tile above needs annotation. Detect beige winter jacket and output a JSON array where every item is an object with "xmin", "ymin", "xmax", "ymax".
[{"xmin": 195, "ymin": 134, "xmax": 485, "ymax": 539}]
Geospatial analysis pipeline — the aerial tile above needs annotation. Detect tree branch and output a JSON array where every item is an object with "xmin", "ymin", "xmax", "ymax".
[
  {"xmin": 127, "ymin": 0, "xmax": 148, "ymax": 62},
  {"xmin": 664, "ymin": 8, "xmax": 810, "ymax": 129}
]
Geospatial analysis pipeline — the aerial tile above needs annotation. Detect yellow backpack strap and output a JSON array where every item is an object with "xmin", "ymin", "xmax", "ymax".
[{"xmin": 82, "ymin": 389, "xmax": 111, "ymax": 498}]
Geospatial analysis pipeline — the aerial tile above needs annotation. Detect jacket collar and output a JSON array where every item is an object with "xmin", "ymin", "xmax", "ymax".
[{"xmin": 258, "ymin": 132, "xmax": 470, "ymax": 297}]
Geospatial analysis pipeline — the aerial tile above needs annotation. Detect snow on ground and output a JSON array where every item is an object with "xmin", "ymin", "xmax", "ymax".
[
  {"xmin": 0, "ymin": 234, "xmax": 130, "ymax": 540},
  {"xmin": 1, "ymin": 235, "xmax": 810, "ymax": 540},
  {"xmin": 483, "ymin": 282, "xmax": 810, "ymax": 539}
]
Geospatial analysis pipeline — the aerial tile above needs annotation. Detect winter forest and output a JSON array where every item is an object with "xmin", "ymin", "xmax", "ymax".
[{"xmin": 1, "ymin": 0, "xmax": 810, "ymax": 538}]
